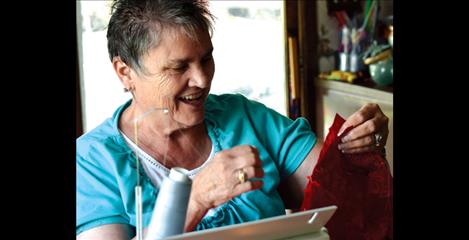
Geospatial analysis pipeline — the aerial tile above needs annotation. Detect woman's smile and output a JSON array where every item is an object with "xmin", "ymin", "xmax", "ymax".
[{"xmin": 177, "ymin": 90, "xmax": 207, "ymax": 108}]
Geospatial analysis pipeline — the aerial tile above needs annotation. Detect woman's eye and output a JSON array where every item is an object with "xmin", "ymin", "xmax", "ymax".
[{"xmin": 172, "ymin": 65, "xmax": 187, "ymax": 72}]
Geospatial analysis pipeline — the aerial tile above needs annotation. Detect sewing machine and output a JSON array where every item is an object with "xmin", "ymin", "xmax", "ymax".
[{"xmin": 165, "ymin": 205, "xmax": 337, "ymax": 240}]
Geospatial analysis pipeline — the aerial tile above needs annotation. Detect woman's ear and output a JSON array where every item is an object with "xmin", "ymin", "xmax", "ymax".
[{"xmin": 112, "ymin": 56, "xmax": 134, "ymax": 91}]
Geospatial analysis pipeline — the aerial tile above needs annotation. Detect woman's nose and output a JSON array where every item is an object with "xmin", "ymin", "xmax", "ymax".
[{"xmin": 188, "ymin": 66, "xmax": 210, "ymax": 88}]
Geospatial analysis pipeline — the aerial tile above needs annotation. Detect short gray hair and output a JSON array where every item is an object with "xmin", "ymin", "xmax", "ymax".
[{"xmin": 106, "ymin": 0, "xmax": 214, "ymax": 74}]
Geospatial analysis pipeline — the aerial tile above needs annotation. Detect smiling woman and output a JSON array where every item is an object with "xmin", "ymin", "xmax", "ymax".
[
  {"xmin": 76, "ymin": 1, "xmax": 391, "ymax": 240},
  {"xmin": 113, "ymin": 27, "xmax": 215, "ymax": 131}
]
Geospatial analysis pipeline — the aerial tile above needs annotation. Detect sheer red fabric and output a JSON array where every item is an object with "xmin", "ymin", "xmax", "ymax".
[{"xmin": 301, "ymin": 114, "xmax": 393, "ymax": 240}]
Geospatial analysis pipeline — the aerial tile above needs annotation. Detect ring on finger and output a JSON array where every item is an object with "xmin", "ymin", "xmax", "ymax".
[
  {"xmin": 237, "ymin": 169, "xmax": 247, "ymax": 184},
  {"xmin": 374, "ymin": 133, "xmax": 383, "ymax": 147}
]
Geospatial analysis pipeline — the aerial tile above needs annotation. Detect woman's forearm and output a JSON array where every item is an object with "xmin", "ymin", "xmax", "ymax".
[{"xmin": 184, "ymin": 198, "xmax": 209, "ymax": 232}]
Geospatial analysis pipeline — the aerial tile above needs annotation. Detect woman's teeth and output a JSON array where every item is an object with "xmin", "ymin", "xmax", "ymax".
[{"xmin": 180, "ymin": 92, "xmax": 202, "ymax": 101}]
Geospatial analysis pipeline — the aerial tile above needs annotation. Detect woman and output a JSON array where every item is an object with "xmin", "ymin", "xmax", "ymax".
[{"xmin": 76, "ymin": 0, "xmax": 389, "ymax": 239}]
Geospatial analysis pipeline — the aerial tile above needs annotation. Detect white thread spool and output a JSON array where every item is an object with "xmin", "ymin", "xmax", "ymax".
[{"xmin": 145, "ymin": 167, "xmax": 192, "ymax": 240}]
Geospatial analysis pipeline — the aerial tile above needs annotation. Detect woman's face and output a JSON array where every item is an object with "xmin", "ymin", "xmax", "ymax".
[{"xmin": 130, "ymin": 27, "xmax": 215, "ymax": 130}]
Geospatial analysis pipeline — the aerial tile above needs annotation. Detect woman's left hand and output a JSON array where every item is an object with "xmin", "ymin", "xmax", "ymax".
[{"xmin": 337, "ymin": 103, "xmax": 389, "ymax": 154}]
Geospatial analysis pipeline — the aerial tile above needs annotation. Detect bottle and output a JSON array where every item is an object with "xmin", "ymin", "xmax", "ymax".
[
  {"xmin": 349, "ymin": 28, "xmax": 359, "ymax": 73},
  {"xmin": 339, "ymin": 26, "xmax": 350, "ymax": 72},
  {"xmin": 145, "ymin": 167, "xmax": 192, "ymax": 240}
]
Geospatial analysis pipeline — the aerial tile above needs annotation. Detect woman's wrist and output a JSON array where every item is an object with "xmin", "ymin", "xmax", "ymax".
[{"xmin": 184, "ymin": 196, "xmax": 209, "ymax": 232}]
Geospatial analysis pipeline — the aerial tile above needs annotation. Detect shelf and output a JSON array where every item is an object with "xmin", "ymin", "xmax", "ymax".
[{"xmin": 315, "ymin": 78, "xmax": 393, "ymax": 105}]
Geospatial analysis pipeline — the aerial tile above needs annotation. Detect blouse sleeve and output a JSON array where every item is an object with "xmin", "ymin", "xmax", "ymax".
[{"xmin": 76, "ymin": 152, "xmax": 130, "ymax": 236}]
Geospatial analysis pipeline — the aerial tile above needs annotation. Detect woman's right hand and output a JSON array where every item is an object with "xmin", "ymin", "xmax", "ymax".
[
  {"xmin": 185, "ymin": 145, "xmax": 264, "ymax": 231},
  {"xmin": 192, "ymin": 145, "xmax": 264, "ymax": 209}
]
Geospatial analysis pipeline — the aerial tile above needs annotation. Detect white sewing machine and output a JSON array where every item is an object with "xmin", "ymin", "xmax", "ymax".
[{"xmin": 165, "ymin": 205, "xmax": 337, "ymax": 240}]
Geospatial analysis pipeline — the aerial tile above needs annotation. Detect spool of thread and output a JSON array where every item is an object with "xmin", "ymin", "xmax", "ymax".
[{"xmin": 145, "ymin": 167, "xmax": 192, "ymax": 240}]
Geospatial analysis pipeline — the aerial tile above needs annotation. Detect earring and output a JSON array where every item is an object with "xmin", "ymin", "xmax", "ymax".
[{"xmin": 124, "ymin": 88, "xmax": 129, "ymax": 92}]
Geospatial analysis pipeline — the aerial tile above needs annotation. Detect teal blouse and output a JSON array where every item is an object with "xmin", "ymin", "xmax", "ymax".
[{"xmin": 76, "ymin": 93, "xmax": 316, "ymax": 236}]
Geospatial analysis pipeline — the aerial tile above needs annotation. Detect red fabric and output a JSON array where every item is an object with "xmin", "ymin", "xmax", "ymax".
[{"xmin": 301, "ymin": 114, "xmax": 393, "ymax": 240}]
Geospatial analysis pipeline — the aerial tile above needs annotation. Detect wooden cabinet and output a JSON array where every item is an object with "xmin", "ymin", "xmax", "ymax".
[{"xmin": 314, "ymin": 79, "xmax": 393, "ymax": 175}]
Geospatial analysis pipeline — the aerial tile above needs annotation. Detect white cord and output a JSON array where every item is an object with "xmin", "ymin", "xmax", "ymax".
[
  {"xmin": 135, "ymin": 186, "xmax": 143, "ymax": 240},
  {"xmin": 134, "ymin": 107, "xmax": 169, "ymax": 240}
]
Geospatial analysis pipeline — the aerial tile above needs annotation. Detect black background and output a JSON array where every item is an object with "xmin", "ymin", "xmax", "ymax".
[{"xmin": 1, "ymin": 1, "xmax": 75, "ymax": 239}]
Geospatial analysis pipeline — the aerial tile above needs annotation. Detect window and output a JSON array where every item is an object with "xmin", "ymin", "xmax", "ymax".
[
  {"xmin": 208, "ymin": 1, "xmax": 287, "ymax": 116},
  {"xmin": 77, "ymin": 1, "xmax": 127, "ymax": 133},
  {"xmin": 77, "ymin": 1, "xmax": 287, "ymax": 133}
]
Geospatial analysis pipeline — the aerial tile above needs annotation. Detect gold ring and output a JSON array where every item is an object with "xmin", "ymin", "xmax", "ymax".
[{"xmin": 238, "ymin": 169, "xmax": 246, "ymax": 184}]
